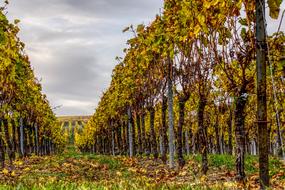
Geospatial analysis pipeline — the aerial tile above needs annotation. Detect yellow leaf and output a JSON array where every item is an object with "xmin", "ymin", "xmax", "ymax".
[
  {"xmin": 197, "ymin": 14, "xmax": 205, "ymax": 25},
  {"xmin": 63, "ymin": 163, "xmax": 70, "ymax": 167},
  {"xmin": 14, "ymin": 160, "xmax": 23, "ymax": 166},
  {"xmin": 23, "ymin": 167, "xmax": 30, "ymax": 172},
  {"xmin": 116, "ymin": 171, "xmax": 122, "ymax": 176},
  {"xmin": 200, "ymin": 175, "xmax": 207, "ymax": 183},
  {"xmin": 224, "ymin": 181, "xmax": 237, "ymax": 188},
  {"xmin": 194, "ymin": 26, "xmax": 201, "ymax": 36},
  {"xmin": 204, "ymin": 1, "xmax": 211, "ymax": 9},
  {"xmin": 141, "ymin": 168, "xmax": 147, "ymax": 174},
  {"xmin": 2, "ymin": 168, "xmax": 9, "ymax": 175},
  {"xmin": 179, "ymin": 171, "xmax": 187, "ymax": 176},
  {"xmin": 11, "ymin": 171, "xmax": 16, "ymax": 177},
  {"xmin": 268, "ymin": 0, "xmax": 282, "ymax": 19},
  {"xmin": 155, "ymin": 169, "xmax": 160, "ymax": 175},
  {"xmin": 127, "ymin": 168, "xmax": 137, "ymax": 172}
]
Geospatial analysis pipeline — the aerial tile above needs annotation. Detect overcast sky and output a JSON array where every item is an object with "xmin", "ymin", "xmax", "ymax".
[
  {"xmin": 6, "ymin": 0, "xmax": 163, "ymax": 116},
  {"xmin": 5, "ymin": 1, "xmax": 285, "ymax": 116}
]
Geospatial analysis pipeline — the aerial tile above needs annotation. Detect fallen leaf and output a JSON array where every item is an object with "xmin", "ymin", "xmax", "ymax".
[
  {"xmin": 23, "ymin": 167, "xmax": 31, "ymax": 172},
  {"xmin": 116, "ymin": 171, "xmax": 122, "ymax": 176},
  {"xmin": 11, "ymin": 171, "xmax": 16, "ymax": 177},
  {"xmin": 2, "ymin": 168, "xmax": 9, "ymax": 175},
  {"xmin": 179, "ymin": 171, "xmax": 187, "ymax": 176}
]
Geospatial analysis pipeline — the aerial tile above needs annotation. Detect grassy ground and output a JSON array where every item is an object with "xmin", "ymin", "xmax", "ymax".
[{"xmin": 0, "ymin": 147, "xmax": 284, "ymax": 190}]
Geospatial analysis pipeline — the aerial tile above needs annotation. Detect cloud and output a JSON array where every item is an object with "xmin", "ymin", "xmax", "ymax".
[{"xmin": 6, "ymin": 0, "xmax": 163, "ymax": 116}]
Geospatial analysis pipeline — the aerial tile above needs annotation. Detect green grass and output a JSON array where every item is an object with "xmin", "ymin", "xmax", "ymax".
[
  {"xmin": 96, "ymin": 156, "xmax": 121, "ymax": 170},
  {"xmin": 0, "ymin": 182, "xmax": 105, "ymax": 190},
  {"xmin": 62, "ymin": 147, "xmax": 122, "ymax": 170},
  {"xmin": 188, "ymin": 154, "xmax": 285, "ymax": 176},
  {"xmin": 244, "ymin": 155, "xmax": 258, "ymax": 174},
  {"xmin": 61, "ymin": 146, "xmax": 121, "ymax": 168},
  {"xmin": 0, "ymin": 181, "xmax": 236, "ymax": 190},
  {"xmin": 189, "ymin": 154, "xmax": 236, "ymax": 170}
]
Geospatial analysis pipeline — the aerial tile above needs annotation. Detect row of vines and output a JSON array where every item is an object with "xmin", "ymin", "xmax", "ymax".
[
  {"xmin": 76, "ymin": 0, "xmax": 285, "ymax": 185},
  {"xmin": 0, "ymin": 2, "xmax": 65, "ymax": 170}
]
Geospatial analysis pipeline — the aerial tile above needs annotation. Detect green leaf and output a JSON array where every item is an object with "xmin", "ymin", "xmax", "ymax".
[
  {"xmin": 241, "ymin": 27, "xmax": 246, "ymax": 41},
  {"xmin": 136, "ymin": 24, "xmax": 145, "ymax": 33},
  {"xmin": 268, "ymin": 0, "xmax": 283, "ymax": 19},
  {"xmin": 14, "ymin": 19, "xmax": 20, "ymax": 25},
  {"xmin": 238, "ymin": 18, "xmax": 247, "ymax": 26}
]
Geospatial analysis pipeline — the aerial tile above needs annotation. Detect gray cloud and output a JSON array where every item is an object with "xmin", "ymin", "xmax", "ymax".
[
  {"xmin": 8, "ymin": 0, "xmax": 162, "ymax": 20},
  {"xmin": 6, "ymin": 0, "xmax": 163, "ymax": 115}
]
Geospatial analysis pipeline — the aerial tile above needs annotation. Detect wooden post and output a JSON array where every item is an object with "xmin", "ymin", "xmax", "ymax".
[{"xmin": 256, "ymin": 0, "xmax": 269, "ymax": 187}]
